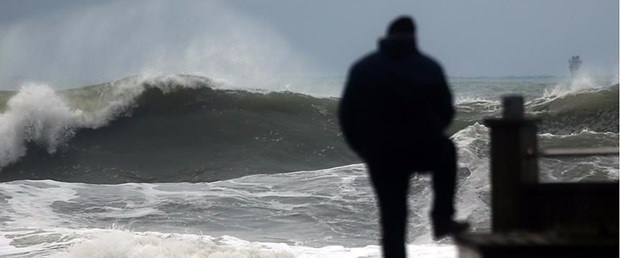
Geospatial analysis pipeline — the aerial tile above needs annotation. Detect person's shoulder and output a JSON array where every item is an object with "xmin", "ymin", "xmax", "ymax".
[
  {"xmin": 349, "ymin": 51, "xmax": 381, "ymax": 73},
  {"xmin": 353, "ymin": 51, "xmax": 381, "ymax": 67},
  {"xmin": 417, "ymin": 52, "xmax": 444, "ymax": 72}
]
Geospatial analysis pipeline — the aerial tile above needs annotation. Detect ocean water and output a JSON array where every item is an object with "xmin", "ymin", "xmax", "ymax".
[{"xmin": 0, "ymin": 74, "xmax": 618, "ymax": 257}]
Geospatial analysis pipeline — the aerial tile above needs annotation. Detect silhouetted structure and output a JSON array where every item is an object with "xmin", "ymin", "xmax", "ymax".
[
  {"xmin": 339, "ymin": 16, "xmax": 468, "ymax": 258},
  {"xmin": 455, "ymin": 96, "xmax": 619, "ymax": 258},
  {"xmin": 569, "ymin": 56, "xmax": 582, "ymax": 79}
]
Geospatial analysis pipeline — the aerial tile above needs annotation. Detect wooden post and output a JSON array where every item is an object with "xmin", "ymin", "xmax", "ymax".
[{"xmin": 484, "ymin": 95, "xmax": 539, "ymax": 232}]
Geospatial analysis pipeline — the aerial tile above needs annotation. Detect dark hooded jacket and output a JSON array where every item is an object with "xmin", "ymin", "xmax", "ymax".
[{"xmin": 339, "ymin": 34, "xmax": 454, "ymax": 163}]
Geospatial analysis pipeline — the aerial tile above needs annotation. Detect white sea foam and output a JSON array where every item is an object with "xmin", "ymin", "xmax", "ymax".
[
  {"xmin": 454, "ymin": 98, "xmax": 501, "ymax": 115},
  {"xmin": 0, "ymin": 164, "xmax": 465, "ymax": 255},
  {"xmin": 0, "ymin": 83, "xmax": 78, "ymax": 168},
  {"xmin": 538, "ymin": 129, "xmax": 618, "ymax": 138},
  {"xmin": 0, "ymin": 180, "xmax": 78, "ymax": 228},
  {"xmin": 47, "ymin": 230, "xmax": 295, "ymax": 258},
  {"xmin": 454, "ymin": 97, "xmax": 499, "ymax": 105},
  {"xmin": 451, "ymin": 123, "xmax": 491, "ymax": 230},
  {"xmin": 0, "ymin": 234, "xmax": 31, "ymax": 256},
  {"xmin": 0, "ymin": 121, "xmax": 615, "ymax": 256},
  {"xmin": 1, "ymin": 228, "xmax": 455, "ymax": 258},
  {"xmin": 541, "ymin": 75, "xmax": 600, "ymax": 98}
]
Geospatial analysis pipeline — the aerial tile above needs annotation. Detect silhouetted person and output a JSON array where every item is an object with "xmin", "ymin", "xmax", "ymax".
[
  {"xmin": 339, "ymin": 16, "xmax": 468, "ymax": 258},
  {"xmin": 569, "ymin": 55, "xmax": 582, "ymax": 79}
]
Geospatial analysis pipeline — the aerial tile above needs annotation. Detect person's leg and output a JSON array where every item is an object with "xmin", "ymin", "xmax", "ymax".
[
  {"xmin": 368, "ymin": 162, "xmax": 410, "ymax": 258},
  {"xmin": 429, "ymin": 138, "xmax": 469, "ymax": 238},
  {"xmin": 430, "ymin": 138, "xmax": 457, "ymax": 222}
]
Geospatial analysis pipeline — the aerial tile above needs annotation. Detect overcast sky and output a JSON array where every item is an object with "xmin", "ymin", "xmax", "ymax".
[{"xmin": 0, "ymin": 0, "xmax": 617, "ymax": 89}]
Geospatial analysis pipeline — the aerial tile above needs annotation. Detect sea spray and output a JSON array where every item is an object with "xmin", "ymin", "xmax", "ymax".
[
  {"xmin": 0, "ymin": 75, "xmax": 223, "ymax": 170},
  {"xmin": 0, "ymin": 83, "xmax": 77, "ymax": 168},
  {"xmin": 0, "ymin": 0, "xmax": 314, "ymax": 91}
]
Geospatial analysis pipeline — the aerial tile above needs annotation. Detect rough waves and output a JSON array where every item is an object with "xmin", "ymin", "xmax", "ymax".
[{"xmin": 0, "ymin": 76, "xmax": 617, "ymax": 183}]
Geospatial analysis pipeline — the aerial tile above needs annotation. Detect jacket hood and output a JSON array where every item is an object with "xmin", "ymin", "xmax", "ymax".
[{"xmin": 379, "ymin": 35, "xmax": 418, "ymax": 58}]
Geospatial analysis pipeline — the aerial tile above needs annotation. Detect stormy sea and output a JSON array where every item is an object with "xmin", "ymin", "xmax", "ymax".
[{"xmin": 0, "ymin": 74, "xmax": 617, "ymax": 257}]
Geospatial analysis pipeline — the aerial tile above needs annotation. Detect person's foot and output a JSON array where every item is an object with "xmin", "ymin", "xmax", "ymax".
[{"xmin": 432, "ymin": 220, "xmax": 470, "ymax": 240}]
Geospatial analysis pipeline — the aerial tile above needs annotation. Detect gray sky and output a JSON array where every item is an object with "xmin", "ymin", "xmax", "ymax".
[{"xmin": 0, "ymin": 0, "xmax": 618, "ymax": 89}]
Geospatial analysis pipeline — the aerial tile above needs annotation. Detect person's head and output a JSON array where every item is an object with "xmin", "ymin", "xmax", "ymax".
[{"xmin": 386, "ymin": 16, "xmax": 416, "ymax": 37}]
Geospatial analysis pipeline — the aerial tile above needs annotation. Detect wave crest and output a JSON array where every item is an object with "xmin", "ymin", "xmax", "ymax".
[
  {"xmin": 0, "ymin": 75, "xmax": 355, "ymax": 183},
  {"xmin": 529, "ymin": 84, "xmax": 618, "ymax": 133},
  {"xmin": 0, "ymin": 76, "xmax": 617, "ymax": 183},
  {"xmin": 0, "ymin": 83, "xmax": 77, "ymax": 168}
]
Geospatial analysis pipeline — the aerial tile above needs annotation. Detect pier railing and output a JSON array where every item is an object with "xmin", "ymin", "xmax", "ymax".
[
  {"xmin": 454, "ymin": 95, "xmax": 618, "ymax": 258},
  {"xmin": 482, "ymin": 95, "xmax": 618, "ymax": 234}
]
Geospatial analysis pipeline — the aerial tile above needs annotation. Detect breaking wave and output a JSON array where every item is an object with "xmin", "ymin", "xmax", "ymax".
[{"xmin": 0, "ymin": 76, "xmax": 617, "ymax": 183}]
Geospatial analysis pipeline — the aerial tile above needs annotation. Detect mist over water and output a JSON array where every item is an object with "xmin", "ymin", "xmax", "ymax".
[{"xmin": 0, "ymin": 0, "xmax": 317, "ymax": 93}]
